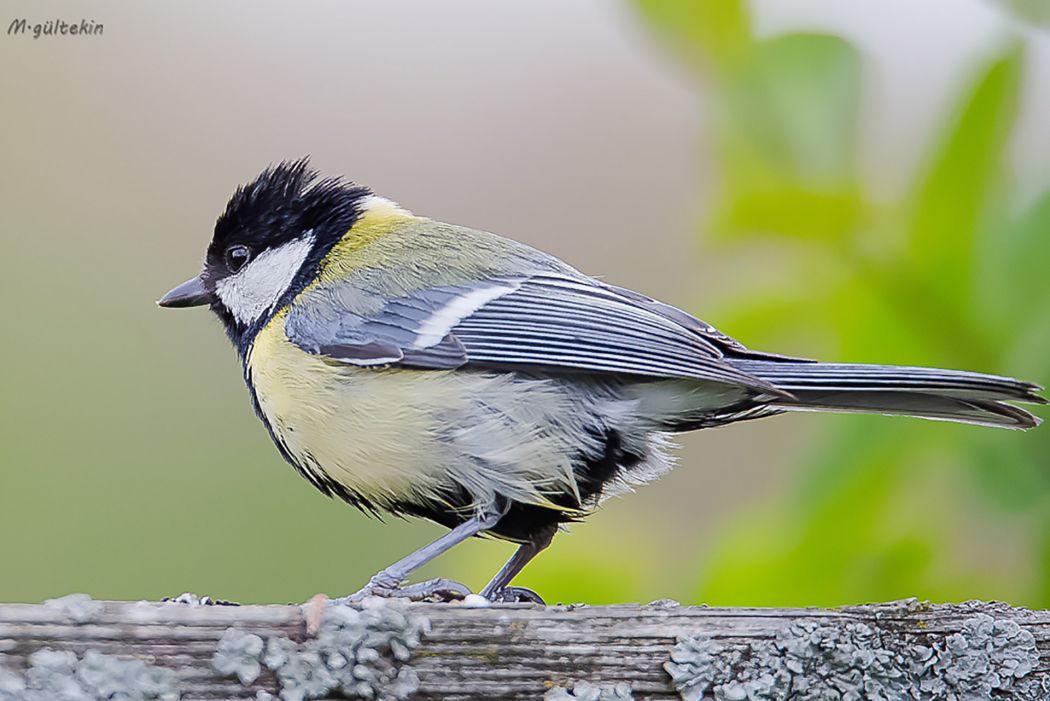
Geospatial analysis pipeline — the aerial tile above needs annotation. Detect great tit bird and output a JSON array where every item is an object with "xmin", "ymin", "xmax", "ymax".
[{"xmin": 160, "ymin": 159, "xmax": 1045, "ymax": 604}]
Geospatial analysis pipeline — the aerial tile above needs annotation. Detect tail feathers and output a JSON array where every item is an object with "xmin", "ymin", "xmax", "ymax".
[{"xmin": 728, "ymin": 359, "xmax": 1046, "ymax": 430}]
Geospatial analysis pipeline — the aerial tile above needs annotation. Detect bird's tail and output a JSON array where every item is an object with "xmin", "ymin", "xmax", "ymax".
[{"xmin": 726, "ymin": 359, "xmax": 1047, "ymax": 429}]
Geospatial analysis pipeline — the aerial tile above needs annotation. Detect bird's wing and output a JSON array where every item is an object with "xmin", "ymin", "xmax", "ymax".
[{"xmin": 285, "ymin": 272, "xmax": 782, "ymax": 393}]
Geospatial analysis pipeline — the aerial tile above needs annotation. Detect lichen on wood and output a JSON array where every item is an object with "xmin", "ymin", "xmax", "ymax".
[
  {"xmin": 666, "ymin": 612, "xmax": 1048, "ymax": 700},
  {"xmin": 546, "ymin": 681, "xmax": 636, "ymax": 700},
  {"xmin": 3, "ymin": 596, "xmax": 1050, "ymax": 700},
  {"xmin": 212, "ymin": 598, "xmax": 429, "ymax": 701},
  {"xmin": 0, "ymin": 648, "xmax": 179, "ymax": 701}
]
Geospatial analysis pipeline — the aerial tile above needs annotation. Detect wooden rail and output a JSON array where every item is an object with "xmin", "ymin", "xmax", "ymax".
[{"xmin": 1, "ymin": 596, "xmax": 1049, "ymax": 699}]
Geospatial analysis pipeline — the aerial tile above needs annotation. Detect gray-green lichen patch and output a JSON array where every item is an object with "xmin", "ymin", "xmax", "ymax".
[
  {"xmin": 0, "ymin": 648, "xmax": 179, "ymax": 701},
  {"xmin": 0, "ymin": 665, "xmax": 26, "ymax": 701},
  {"xmin": 43, "ymin": 593, "xmax": 103, "ymax": 624},
  {"xmin": 666, "ymin": 613, "xmax": 1049, "ymax": 701},
  {"xmin": 546, "ymin": 681, "xmax": 635, "ymax": 700},
  {"xmin": 213, "ymin": 628, "xmax": 266, "ymax": 684},
  {"xmin": 212, "ymin": 597, "xmax": 429, "ymax": 701}
]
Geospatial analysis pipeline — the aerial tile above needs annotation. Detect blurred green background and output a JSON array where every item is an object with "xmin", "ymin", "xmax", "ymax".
[{"xmin": 1, "ymin": 0, "xmax": 1048, "ymax": 608}]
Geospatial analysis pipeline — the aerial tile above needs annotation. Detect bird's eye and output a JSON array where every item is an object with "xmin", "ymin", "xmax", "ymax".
[{"xmin": 225, "ymin": 245, "xmax": 251, "ymax": 272}]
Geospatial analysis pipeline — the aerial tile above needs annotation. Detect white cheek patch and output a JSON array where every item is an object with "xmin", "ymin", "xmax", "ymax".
[{"xmin": 216, "ymin": 234, "xmax": 315, "ymax": 325}]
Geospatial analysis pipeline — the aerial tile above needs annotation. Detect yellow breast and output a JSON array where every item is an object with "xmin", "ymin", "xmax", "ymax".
[{"xmin": 246, "ymin": 310, "xmax": 469, "ymax": 507}]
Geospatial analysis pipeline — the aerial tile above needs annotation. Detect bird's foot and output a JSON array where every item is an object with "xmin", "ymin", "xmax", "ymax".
[
  {"xmin": 334, "ymin": 576, "xmax": 472, "ymax": 605},
  {"xmin": 485, "ymin": 586, "xmax": 545, "ymax": 604}
]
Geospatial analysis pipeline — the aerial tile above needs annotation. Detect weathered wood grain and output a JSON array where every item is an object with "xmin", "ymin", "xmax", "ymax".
[{"xmin": 1, "ymin": 598, "xmax": 1049, "ymax": 700}]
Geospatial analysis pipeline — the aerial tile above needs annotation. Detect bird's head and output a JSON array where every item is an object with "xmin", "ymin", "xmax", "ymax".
[{"xmin": 158, "ymin": 158, "xmax": 371, "ymax": 343}]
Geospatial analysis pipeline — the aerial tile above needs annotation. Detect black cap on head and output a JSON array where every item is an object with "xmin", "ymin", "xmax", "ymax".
[
  {"xmin": 160, "ymin": 158, "xmax": 372, "ymax": 350},
  {"xmin": 206, "ymin": 158, "xmax": 371, "ymax": 278}
]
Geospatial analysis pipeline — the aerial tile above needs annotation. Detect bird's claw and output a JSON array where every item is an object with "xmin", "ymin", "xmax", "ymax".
[
  {"xmin": 398, "ymin": 578, "xmax": 473, "ymax": 601},
  {"xmin": 330, "ymin": 570, "xmax": 545, "ymax": 606},
  {"xmin": 486, "ymin": 585, "xmax": 545, "ymax": 604},
  {"xmin": 334, "ymin": 577, "xmax": 473, "ymax": 605}
]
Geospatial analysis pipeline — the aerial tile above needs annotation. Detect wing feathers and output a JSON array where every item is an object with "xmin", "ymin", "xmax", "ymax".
[
  {"xmin": 413, "ymin": 283, "xmax": 518, "ymax": 348},
  {"xmin": 450, "ymin": 276, "xmax": 778, "ymax": 391},
  {"xmin": 286, "ymin": 272, "xmax": 780, "ymax": 394}
]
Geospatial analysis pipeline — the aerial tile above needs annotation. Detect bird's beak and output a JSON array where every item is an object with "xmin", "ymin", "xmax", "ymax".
[{"xmin": 157, "ymin": 276, "xmax": 213, "ymax": 308}]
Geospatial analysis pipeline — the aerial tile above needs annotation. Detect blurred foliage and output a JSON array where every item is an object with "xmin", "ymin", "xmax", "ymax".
[
  {"xmin": 637, "ymin": 0, "xmax": 1050, "ymax": 606},
  {"xmin": 995, "ymin": 0, "xmax": 1050, "ymax": 28}
]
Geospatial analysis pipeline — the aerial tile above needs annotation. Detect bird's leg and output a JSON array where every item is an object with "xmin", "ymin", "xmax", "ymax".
[
  {"xmin": 480, "ymin": 524, "xmax": 555, "ymax": 604},
  {"xmin": 336, "ymin": 510, "xmax": 502, "ymax": 604}
]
